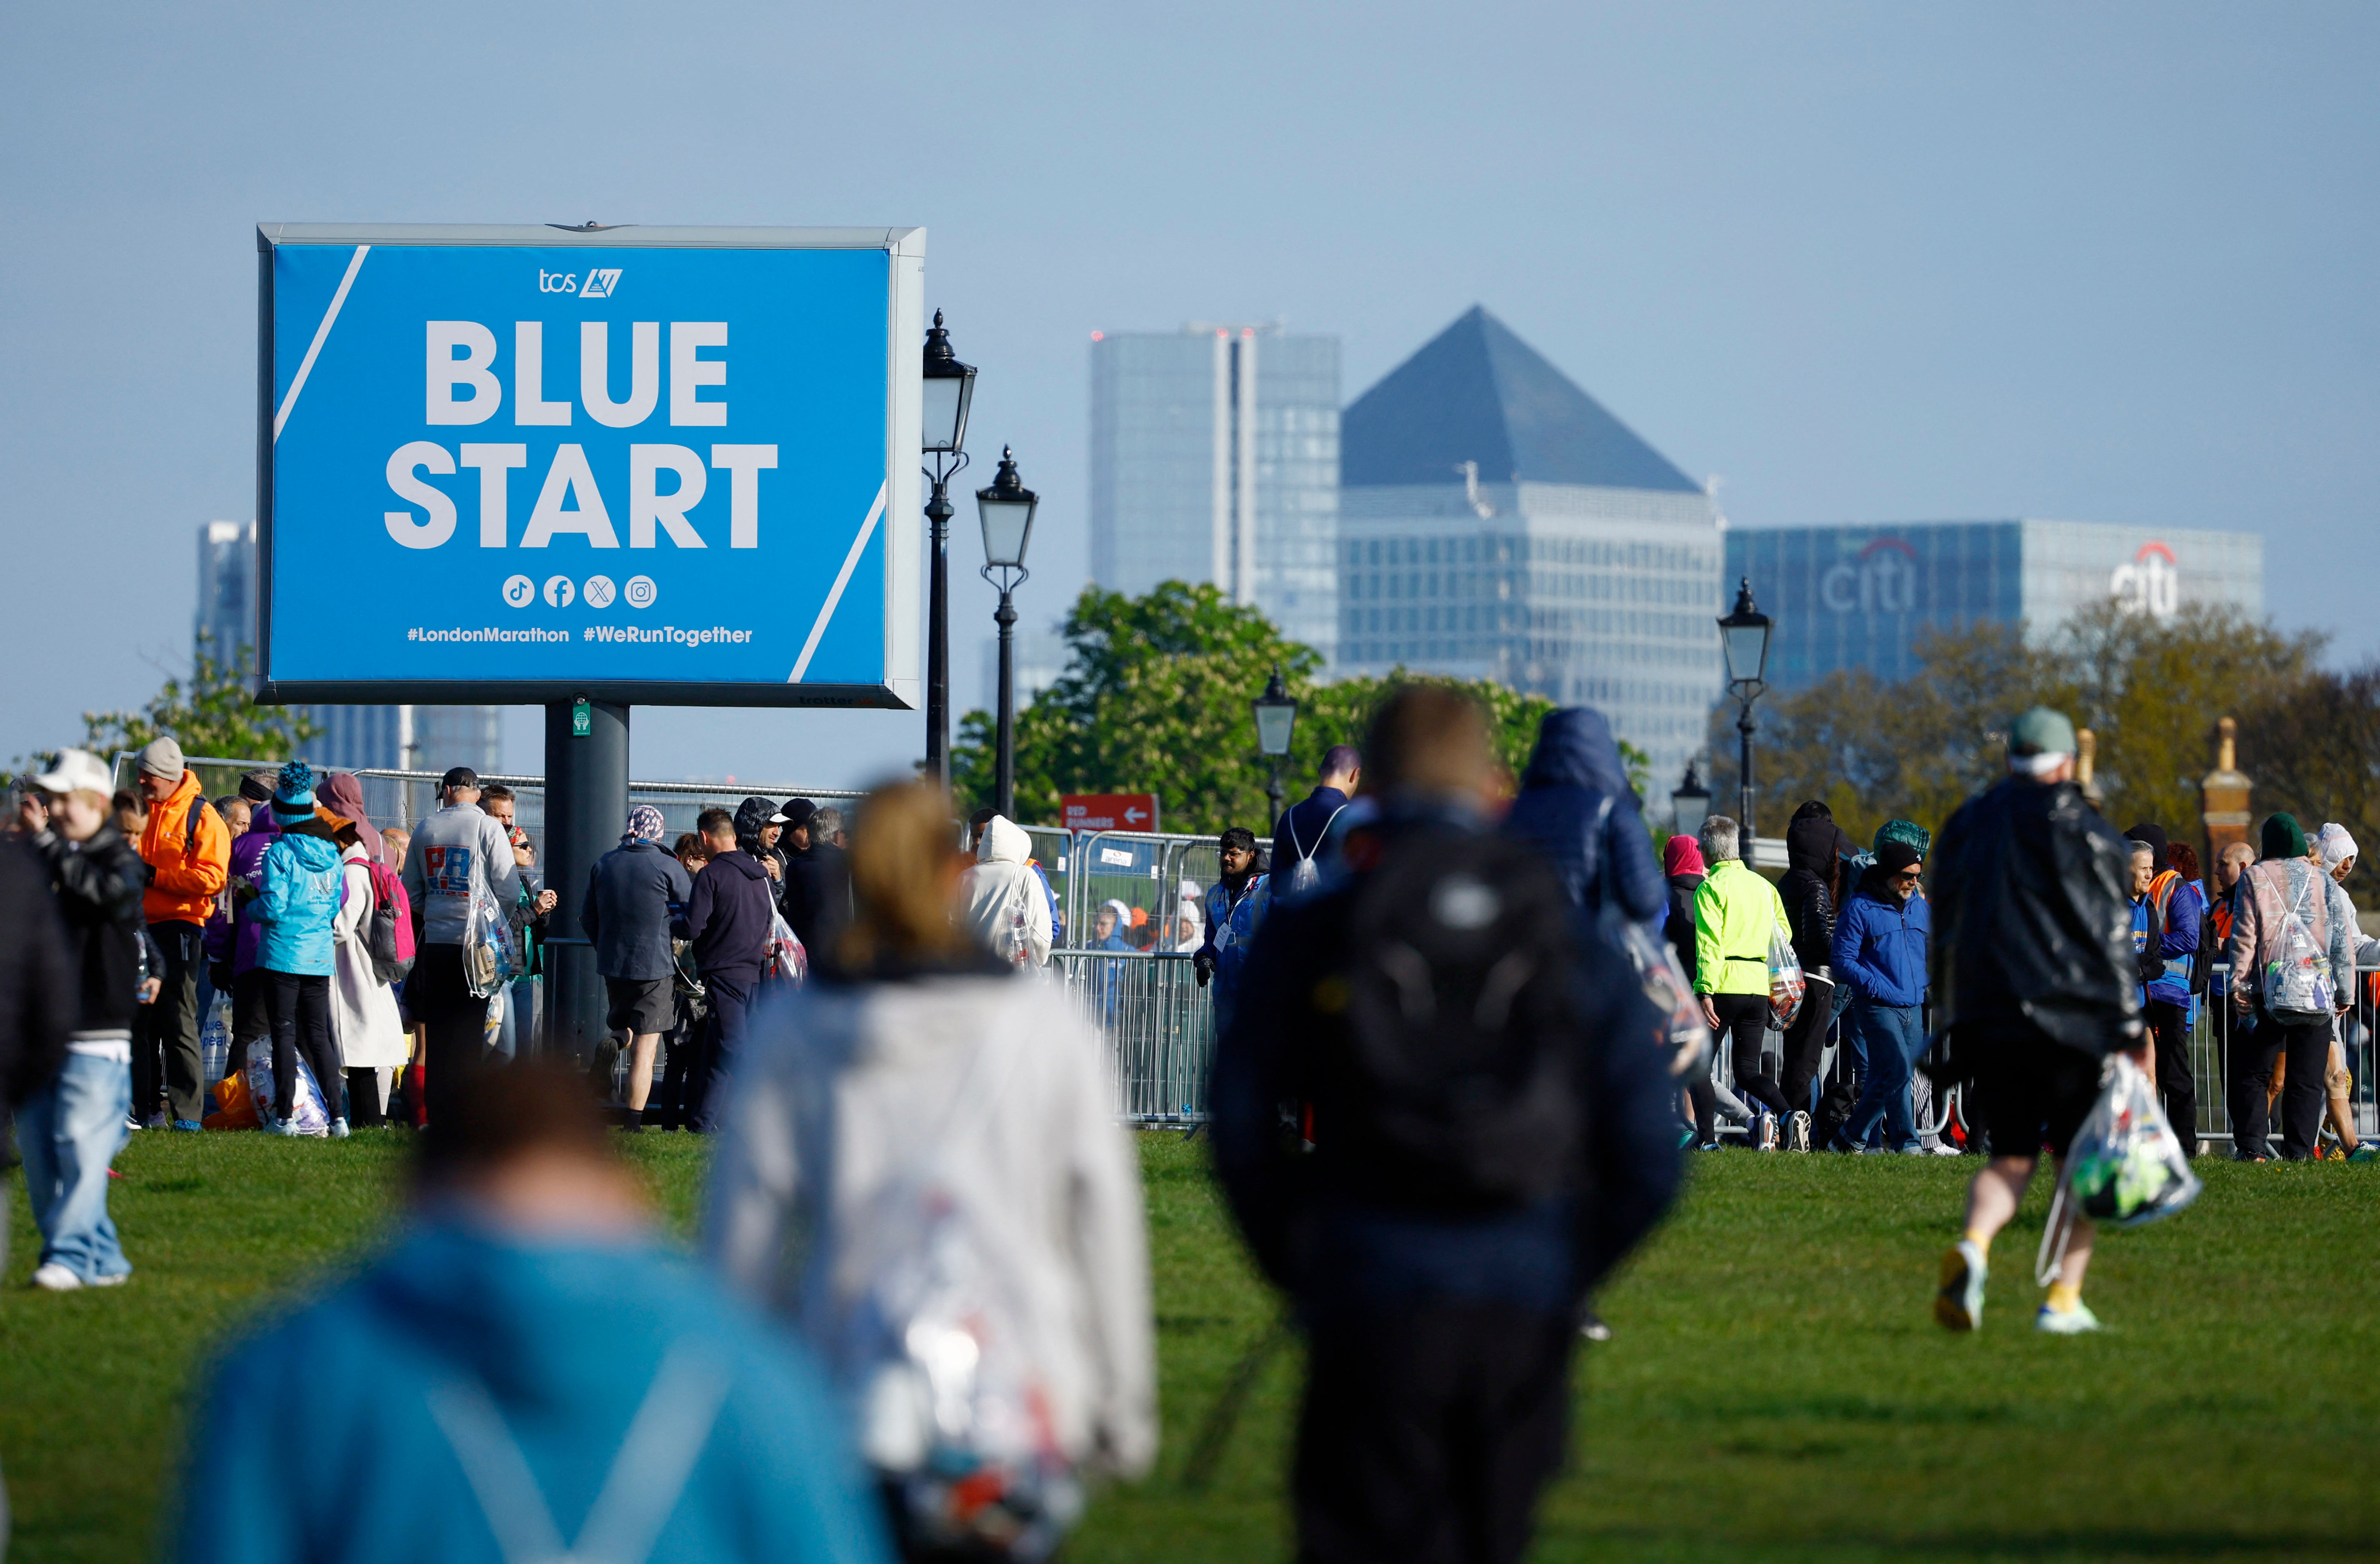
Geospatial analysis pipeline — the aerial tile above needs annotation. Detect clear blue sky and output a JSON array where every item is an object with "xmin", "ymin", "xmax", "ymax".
[{"xmin": 5, "ymin": 2, "xmax": 2374, "ymax": 786}]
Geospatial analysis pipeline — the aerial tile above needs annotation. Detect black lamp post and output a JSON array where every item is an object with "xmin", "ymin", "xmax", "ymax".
[
  {"xmin": 1252, "ymin": 665, "xmax": 1298, "ymax": 832},
  {"xmin": 976, "ymin": 447, "xmax": 1037, "ymax": 821},
  {"xmin": 1717, "ymin": 576, "xmax": 1774, "ymax": 841},
  {"xmin": 1671, "ymin": 759, "xmax": 1711, "ymax": 844},
  {"xmin": 921, "ymin": 310, "xmax": 977, "ymax": 790}
]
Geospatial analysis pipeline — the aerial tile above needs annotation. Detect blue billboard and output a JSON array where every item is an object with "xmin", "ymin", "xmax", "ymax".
[{"xmin": 256, "ymin": 224, "xmax": 924, "ymax": 707}]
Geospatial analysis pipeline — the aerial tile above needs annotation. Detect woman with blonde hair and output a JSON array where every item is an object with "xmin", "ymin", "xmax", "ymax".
[{"xmin": 706, "ymin": 779, "xmax": 1154, "ymax": 1562}]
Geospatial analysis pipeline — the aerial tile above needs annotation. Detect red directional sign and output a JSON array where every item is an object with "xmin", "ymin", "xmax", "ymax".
[{"xmin": 1061, "ymin": 793, "xmax": 1160, "ymax": 832}]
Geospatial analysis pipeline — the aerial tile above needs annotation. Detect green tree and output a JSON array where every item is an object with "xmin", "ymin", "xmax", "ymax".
[
  {"xmin": 950, "ymin": 581, "xmax": 1570, "ymax": 835},
  {"xmin": 77, "ymin": 636, "xmax": 324, "ymax": 768}
]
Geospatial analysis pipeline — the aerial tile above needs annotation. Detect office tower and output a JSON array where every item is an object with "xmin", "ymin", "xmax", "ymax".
[
  {"xmin": 1089, "ymin": 324, "xmax": 1340, "ymax": 656},
  {"xmin": 1727, "ymin": 521, "xmax": 2267, "ymax": 695},
  {"xmin": 1335, "ymin": 306, "xmax": 1723, "ymax": 796},
  {"xmin": 978, "ymin": 628, "xmax": 1070, "ymax": 716},
  {"xmin": 195, "ymin": 519, "xmax": 501, "ymax": 774}
]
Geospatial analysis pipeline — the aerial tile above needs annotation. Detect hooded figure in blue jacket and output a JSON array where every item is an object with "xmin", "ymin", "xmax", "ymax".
[
  {"xmin": 177, "ymin": 1064, "xmax": 888, "ymax": 1564},
  {"xmin": 1829, "ymin": 838, "xmax": 1934, "ymax": 1152},
  {"xmin": 1503, "ymin": 708, "xmax": 1667, "ymax": 933},
  {"xmin": 252, "ymin": 762, "xmax": 349, "ymax": 1135}
]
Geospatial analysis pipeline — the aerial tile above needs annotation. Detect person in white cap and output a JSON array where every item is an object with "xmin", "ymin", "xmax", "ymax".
[
  {"xmin": 2315, "ymin": 824, "xmax": 2376, "ymax": 1160},
  {"xmin": 17, "ymin": 749, "xmax": 147, "ymax": 1290},
  {"xmin": 130, "ymin": 735, "xmax": 230, "ymax": 1131}
]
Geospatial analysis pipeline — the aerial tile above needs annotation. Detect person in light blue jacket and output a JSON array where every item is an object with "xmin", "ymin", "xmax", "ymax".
[
  {"xmin": 177, "ymin": 1064, "xmax": 888, "ymax": 1564},
  {"xmin": 251, "ymin": 762, "xmax": 347, "ymax": 1135},
  {"xmin": 1829, "ymin": 839, "xmax": 1938, "ymax": 1153}
]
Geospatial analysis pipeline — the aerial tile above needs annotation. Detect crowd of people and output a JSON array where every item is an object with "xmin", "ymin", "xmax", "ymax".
[{"xmin": 0, "ymin": 686, "xmax": 2371, "ymax": 1563}]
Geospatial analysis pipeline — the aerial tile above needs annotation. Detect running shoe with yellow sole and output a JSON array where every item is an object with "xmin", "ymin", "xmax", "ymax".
[{"xmin": 1934, "ymin": 1240, "xmax": 1986, "ymax": 1332}]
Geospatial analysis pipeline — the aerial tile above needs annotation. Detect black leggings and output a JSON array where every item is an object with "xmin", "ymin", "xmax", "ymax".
[
  {"xmin": 1779, "ymin": 976, "xmax": 1835, "ymax": 1116},
  {"xmin": 263, "ymin": 970, "xmax": 342, "ymax": 1124},
  {"xmin": 1712, "ymin": 991, "xmax": 1789, "ymax": 1115}
]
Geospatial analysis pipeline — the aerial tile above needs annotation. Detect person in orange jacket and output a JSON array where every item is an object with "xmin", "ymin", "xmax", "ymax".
[{"xmin": 132, "ymin": 738, "xmax": 231, "ymax": 1129}]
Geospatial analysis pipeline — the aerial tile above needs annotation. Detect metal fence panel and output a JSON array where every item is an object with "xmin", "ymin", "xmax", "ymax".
[{"xmin": 1049, "ymin": 949, "xmax": 1216, "ymax": 1122}]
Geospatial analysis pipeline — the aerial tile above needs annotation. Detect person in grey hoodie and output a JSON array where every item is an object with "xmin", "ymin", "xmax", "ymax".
[
  {"xmin": 581, "ymin": 805, "xmax": 694, "ymax": 1133},
  {"xmin": 398, "ymin": 767, "xmax": 521, "ymax": 1130}
]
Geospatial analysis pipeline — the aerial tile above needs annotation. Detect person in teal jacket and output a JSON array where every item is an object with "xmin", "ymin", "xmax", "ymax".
[
  {"xmin": 250, "ymin": 762, "xmax": 347, "ymax": 1134},
  {"xmin": 176, "ymin": 1063, "xmax": 889, "ymax": 1564}
]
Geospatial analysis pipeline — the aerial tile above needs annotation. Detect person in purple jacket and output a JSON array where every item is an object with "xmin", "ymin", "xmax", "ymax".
[
  {"xmin": 675, "ymin": 808, "xmax": 776, "ymax": 1133},
  {"xmin": 206, "ymin": 770, "xmax": 285, "ymax": 1086}
]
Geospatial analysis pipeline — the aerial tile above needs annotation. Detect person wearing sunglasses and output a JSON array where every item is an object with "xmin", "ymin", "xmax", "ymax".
[{"xmin": 1827, "ymin": 839, "xmax": 1938, "ymax": 1155}]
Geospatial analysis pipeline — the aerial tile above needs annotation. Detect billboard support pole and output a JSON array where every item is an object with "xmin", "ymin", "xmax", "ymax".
[{"xmin": 542, "ymin": 698, "xmax": 629, "ymax": 1068}]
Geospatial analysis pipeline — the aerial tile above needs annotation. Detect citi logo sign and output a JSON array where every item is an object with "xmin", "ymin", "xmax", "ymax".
[
  {"xmin": 2111, "ymin": 541, "xmax": 2180, "ymax": 616},
  {"xmin": 1821, "ymin": 536, "xmax": 1919, "ymax": 615},
  {"xmin": 536, "ymin": 268, "xmax": 624, "ymax": 298}
]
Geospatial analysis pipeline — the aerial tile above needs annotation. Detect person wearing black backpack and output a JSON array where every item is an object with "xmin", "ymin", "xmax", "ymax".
[{"xmin": 1214, "ymin": 686, "xmax": 1682, "ymax": 1564}]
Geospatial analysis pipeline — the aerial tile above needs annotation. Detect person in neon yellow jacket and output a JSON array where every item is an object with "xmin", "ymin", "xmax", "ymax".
[{"xmin": 1691, "ymin": 816, "xmax": 1796, "ymax": 1138}]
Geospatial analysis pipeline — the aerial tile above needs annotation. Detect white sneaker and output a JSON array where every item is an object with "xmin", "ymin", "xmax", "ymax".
[
  {"xmin": 1758, "ymin": 1111, "xmax": 1781, "ymax": 1152},
  {"xmin": 2035, "ymin": 1298, "xmax": 2102, "ymax": 1335},
  {"xmin": 1788, "ymin": 1110, "xmax": 1813, "ymax": 1152},
  {"xmin": 1928, "ymin": 1143, "xmax": 1963, "ymax": 1157},
  {"xmin": 329, "ymin": 1118, "xmax": 350, "ymax": 1140},
  {"xmin": 30, "ymin": 1262, "xmax": 82, "ymax": 1292},
  {"xmin": 88, "ymin": 1271, "xmax": 129, "ymax": 1287},
  {"xmin": 1934, "ymin": 1240, "xmax": 1986, "ymax": 1331}
]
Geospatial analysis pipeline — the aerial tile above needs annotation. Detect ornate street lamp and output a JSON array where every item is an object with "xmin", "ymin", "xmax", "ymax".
[
  {"xmin": 1671, "ymin": 759, "xmax": 1711, "ymax": 845},
  {"xmin": 921, "ymin": 310, "xmax": 977, "ymax": 789},
  {"xmin": 1252, "ymin": 665, "xmax": 1298, "ymax": 833},
  {"xmin": 1717, "ymin": 576, "xmax": 1774, "ymax": 840},
  {"xmin": 976, "ymin": 447, "xmax": 1037, "ymax": 820}
]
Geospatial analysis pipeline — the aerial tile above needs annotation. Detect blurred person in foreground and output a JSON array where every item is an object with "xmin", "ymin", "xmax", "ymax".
[
  {"xmin": 708, "ymin": 778, "xmax": 1153, "ymax": 1562},
  {"xmin": 1928, "ymin": 708, "xmax": 2143, "ymax": 1335},
  {"xmin": 1214, "ymin": 688, "xmax": 1680, "ymax": 1564},
  {"xmin": 18, "ymin": 750, "xmax": 147, "ymax": 1290},
  {"xmin": 177, "ymin": 1062, "xmax": 888, "ymax": 1564}
]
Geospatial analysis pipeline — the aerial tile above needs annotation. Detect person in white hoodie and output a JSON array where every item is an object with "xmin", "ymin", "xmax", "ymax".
[
  {"xmin": 2315, "ymin": 823, "xmax": 2377, "ymax": 1160},
  {"xmin": 706, "ymin": 778, "xmax": 1154, "ymax": 1562},
  {"xmin": 958, "ymin": 815, "xmax": 1053, "ymax": 970},
  {"xmin": 318, "ymin": 773, "xmax": 409, "ymax": 1127}
]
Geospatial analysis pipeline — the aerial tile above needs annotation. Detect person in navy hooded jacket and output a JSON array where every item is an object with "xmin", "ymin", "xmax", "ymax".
[
  {"xmin": 1828, "ymin": 839, "xmax": 1938, "ymax": 1153},
  {"xmin": 1502, "ymin": 708, "xmax": 1666, "ymax": 933}
]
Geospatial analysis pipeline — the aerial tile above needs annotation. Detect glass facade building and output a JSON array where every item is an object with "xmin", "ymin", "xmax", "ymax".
[
  {"xmin": 196, "ymin": 519, "xmax": 502, "ymax": 773},
  {"xmin": 1334, "ymin": 307, "xmax": 1724, "ymax": 793},
  {"xmin": 1726, "ymin": 519, "xmax": 2267, "ymax": 695},
  {"xmin": 1089, "ymin": 325, "xmax": 1340, "ymax": 656}
]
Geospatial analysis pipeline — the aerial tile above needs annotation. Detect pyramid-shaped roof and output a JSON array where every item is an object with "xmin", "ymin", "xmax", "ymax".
[{"xmin": 1341, "ymin": 305, "xmax": 1700, "ymax": 494}]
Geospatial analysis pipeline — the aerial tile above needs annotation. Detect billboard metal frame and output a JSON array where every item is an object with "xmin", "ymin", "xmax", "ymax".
[{"xmin": 252, "ymin": 221, "xmax": 926, "ymax": 709}]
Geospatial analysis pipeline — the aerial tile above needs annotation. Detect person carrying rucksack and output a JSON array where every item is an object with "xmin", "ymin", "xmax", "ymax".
[
  {"xmin": 2227, "ymin": 812, "xmax": 2356, "ymax": 1161},
  {"xmin": 1213, "ymin": 687, "xmax": 1681, "ymax": 1564},
  {"xmin": 957, "ymin": 815, "xmax": 1052, "ymax": 969},
  {"xmin": 178, "ymin": 1063, "xmax": 890, "ymax": 1564},
  {"xmin": 708, "ymin": 779, "xmax": 1153, "ymax": 1562},
  {"xmin": 1271, "ymin": 744, "xmax": 1361, "ymax": 897}
]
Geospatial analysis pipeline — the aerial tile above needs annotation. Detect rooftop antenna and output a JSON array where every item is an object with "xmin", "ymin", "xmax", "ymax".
[{"xmin": 1458, "ymin": 460, "xmax": 1496, "ymax": 519}]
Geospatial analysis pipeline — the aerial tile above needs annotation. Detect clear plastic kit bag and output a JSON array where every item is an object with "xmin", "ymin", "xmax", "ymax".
[
  {"xmin": 1767, "ymin": 923, "xmax": 1806, "ymax": 1030},
  {"xmin": 2036, "ymin": 1052, "xmax": 2202, "ymax": 1285}
]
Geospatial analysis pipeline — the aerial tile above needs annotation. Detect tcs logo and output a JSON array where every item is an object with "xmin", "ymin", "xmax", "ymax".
[
  {"xmin": 2111, "ymin": 541, "xmax": 2180, "ymax": 617},
  {"xmin": 1821, "ymin": 537, "xmax": 1919, "ymax": 615},
  {"xmin": 536, "ymin": 268, "xmax": 624, "ymax": 298}
]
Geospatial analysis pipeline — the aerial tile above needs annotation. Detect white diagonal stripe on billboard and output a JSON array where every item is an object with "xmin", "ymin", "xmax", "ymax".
[
  {"xmin": 790, "ymin": 482, "xmax": 888, "ymax": 682},
  {"xmin": 273, "ymin": 244, "xmax": 370, "ymax": 442}
]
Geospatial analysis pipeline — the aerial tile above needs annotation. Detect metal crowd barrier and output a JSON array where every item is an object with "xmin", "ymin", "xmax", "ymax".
[{"xmin": 1049, "ymin": 948, "xmax": 1216, "ymax": 1124}]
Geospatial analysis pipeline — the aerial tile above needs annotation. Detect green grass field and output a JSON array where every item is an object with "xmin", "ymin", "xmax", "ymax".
[{"xmin": 2, "ymin": 1133, "xmax": 2373, "ymax": 1562}]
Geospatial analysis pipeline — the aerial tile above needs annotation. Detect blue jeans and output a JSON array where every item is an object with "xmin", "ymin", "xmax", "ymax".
[
  {"xmin": 1837, "ymin": 1002, "xmax": 1923, "ymax": 1152},
  {"xmin": 492, "ymin": 976, "xmax": 536, "ymax": 1061},
  {"xmin": 17, "ymin": 1053, "xmax": 133, "ymax": 1282}
]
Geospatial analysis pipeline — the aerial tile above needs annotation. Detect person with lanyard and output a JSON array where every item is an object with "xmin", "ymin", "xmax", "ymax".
[
  {"xmin": 2122, "ymin": 823, "xmax": 2203, "ymax": 1157},
  {"xmin": 1193, "ymin": 827, "xmax": 1269, "ymax": 1036}
]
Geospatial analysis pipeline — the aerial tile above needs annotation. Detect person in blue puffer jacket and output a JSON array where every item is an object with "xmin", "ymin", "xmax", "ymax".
[
  {"xmin": 251, "ymin": 762, "xmax": 349, "ymax": 1136},
  {"xmin": 1829, "ymin": 839, "xmax": 1937, "ymax": 1154},
  {"xmin": 1503, "ymin": 707, "xmax": 1667, "ymax": 935}
]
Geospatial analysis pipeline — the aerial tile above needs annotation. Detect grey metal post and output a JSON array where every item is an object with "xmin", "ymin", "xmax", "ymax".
[
  {"xmin": 925, "ymin": 471, "xmax": 953, "ymax": 787},
  {"xmin": 1737, "ymin": 699, "xmax": 1757, "ymax": 843},
  {"xmin": 542, "ymin": 698, "xmax": 628, "ymax": 1063}
]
